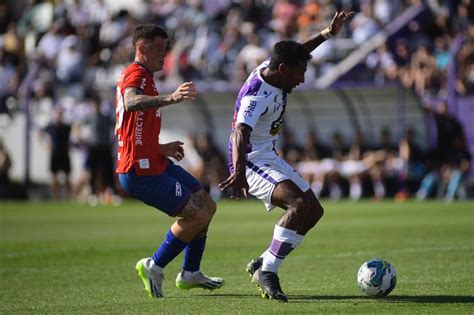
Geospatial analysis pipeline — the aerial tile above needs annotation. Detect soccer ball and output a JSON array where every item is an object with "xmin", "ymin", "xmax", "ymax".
[{"xmin": 357, "ymin": 258, "xmax": 397, "ymax": 296}]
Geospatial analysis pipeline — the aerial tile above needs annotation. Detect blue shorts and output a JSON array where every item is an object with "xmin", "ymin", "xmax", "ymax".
[{"xmin": 118, "ymin": 160, "xmax": 202, "ymax": 217}]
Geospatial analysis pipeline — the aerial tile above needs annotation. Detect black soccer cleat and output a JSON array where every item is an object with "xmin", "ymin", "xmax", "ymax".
[
  {"xmin": 246, "ymin": 257, "xmax": 263, "ymax": 277},
  {"xmin": 252, "ymin": 268, "xmax": 288, "ymax": 302}
]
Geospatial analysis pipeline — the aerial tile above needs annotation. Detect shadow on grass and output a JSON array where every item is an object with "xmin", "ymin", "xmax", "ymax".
[
  {"xmin": 290, "ymin": 295, "xmax": 474, "ymax": 304},
  {"xmin": 195, "ymin": 293, "xmax": 260, "ymax": 298}
]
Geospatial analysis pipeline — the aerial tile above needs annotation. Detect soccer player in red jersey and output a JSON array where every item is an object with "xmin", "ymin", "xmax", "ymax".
[{"xmin": 115, "ymin": 24, "xmax": 224, "ymax": 298}]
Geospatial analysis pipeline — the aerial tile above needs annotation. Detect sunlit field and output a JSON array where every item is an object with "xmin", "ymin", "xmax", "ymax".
[{"xmin": 1, "ymin": 199, "xmax": 473, "ymax": 313}]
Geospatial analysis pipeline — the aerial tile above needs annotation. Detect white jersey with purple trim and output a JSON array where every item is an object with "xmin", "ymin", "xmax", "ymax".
[{"xmin": 229, "ymin": 60, "xmax": 287, "ymax": 167}]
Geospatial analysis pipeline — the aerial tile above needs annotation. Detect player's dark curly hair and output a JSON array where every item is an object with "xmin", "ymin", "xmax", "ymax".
[
  {"xmin": 268, "ymin": 40, "xmax": 312, "ymax": 70},
  {"xmin": 133, "ymin": 24, "xmax": 168, "ymax": 47}
]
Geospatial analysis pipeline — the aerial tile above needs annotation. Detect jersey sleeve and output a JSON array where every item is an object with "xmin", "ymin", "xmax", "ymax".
[
  {"xmin": 235, "ymin": 95, "xmax": 269, "ymax": 130},
  {"xmin": 123, "ymin": 68, "xmax": 147, "ymax": 91}
]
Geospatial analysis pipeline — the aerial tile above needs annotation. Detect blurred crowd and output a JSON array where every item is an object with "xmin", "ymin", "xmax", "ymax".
[
  {"xmin": 364, "ymin": 0, "xmax": 473, "ymax": 99},
  {"xmin": 0, "ymin": 0, "xmax": 472, "ymax": 202},
  {"xmin": 280, "ymin": 102, "xmax": 470, "ymax": 202},
  {"xmin": 4, "ymin": 0, "xmax": 459, "ymax": 111}
]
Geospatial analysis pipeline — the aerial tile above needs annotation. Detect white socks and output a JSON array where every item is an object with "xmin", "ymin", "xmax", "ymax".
[{"xmin": 261, "ymin": 225, "xmax": 303, "ymax": 273}]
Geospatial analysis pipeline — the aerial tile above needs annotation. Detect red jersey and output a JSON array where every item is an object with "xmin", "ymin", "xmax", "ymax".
[{"xmin": 115, "ymin": 62, "xmax": 168, "ymax": 175}]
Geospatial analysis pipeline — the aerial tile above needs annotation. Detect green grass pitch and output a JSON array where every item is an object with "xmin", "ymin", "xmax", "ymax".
[{"xmin": 1, "ymin": 199, "xmax": 473, "ymax": 314}]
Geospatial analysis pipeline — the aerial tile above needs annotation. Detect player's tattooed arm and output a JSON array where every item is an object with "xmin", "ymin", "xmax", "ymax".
[
  {"xmin": 124, "ymin": 81, "xmax": 197, "ymax": 112},
  {"xmin": 124, "ymin": 87, "xmax": 173, "ymax": 111},
  {"xmin": 302, "ymin": 10, "xmax": 354, "ymax": 52}
]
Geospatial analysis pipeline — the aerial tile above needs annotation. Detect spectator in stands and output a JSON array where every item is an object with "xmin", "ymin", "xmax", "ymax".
[
  {"xmin": 347, "ymin": 129, "xmax": 369, "ymax": 161},
  {"xmin": 329, "ymin": 131, "xmax": 348, "ymax": 161},
  {"xmin": 234, "ymin": 31, "xmax": 269, "ymax": 83},
  {"xmin": 426, "ymin": 12, "xmax": 450, "ymax": 40},
  {"xmin": 56, "ymin": 35, "xmax": 85, "ymax": 85},
  {"xmin": 393, "ymin": 39, "xmax": 412, "ymax": 88},
  {"xmin": 456, "ymin": 25, "xmax": 474, "ymax": 95},
  {"xmin": 298, "ymin": 130, "xmax": 331, "ymax": 198},
  {"xmin": 0, "ymin": 139, "xmax": 12, "ymax": 199},
  {"xmin": 194, "ymin": 133, "xmax": 227, "ymax": 201},
  {"xmin": 40, "ymin": 107, "xmax": 72, "ymax": 199},
  {"xmin": 366, "ymin": 43, "xmax": 398, "ymax": 85},
  {"xmin": 368, "ymin": 128, "xmax": 398, "ymax": 199},
  {"xmin": 280, "ymin": 129, "xmax": 305, "ymax": 166},
  {"xmin": 422, "ymin": 101, "xmax": 465, "ymax": 163},
  {"xmin": 36, "ymin": 19, "xmax": 65, "ymax": 67},
  {"xmin": 405, "ymin": 20, "xmax": 430, "ymax": 52},
  {"xmin": 375, "ymin": 127, "xmax": 398, "ymax": 154},
  {"xmin": 453, "ymin": 2, "xmax": 471, "ymax": 34},
  {"xmin": 433, "ymin": 36, "xmax": 450, "ymax": 71},
  {"xmin": 99, "ymin": 9, "xmax": 131, "ymax": 48},
  {"xmin": 416, "ymin": 101, "xmax": 468, "ymax": 201},
  {"xmin": 350, "ymin": 2, "xmax": 380, "ymax": 45},
  {"xmin": 410, "ymin": 44, "xmax": 437, "ymax": 96},
  {"xmin": 269, "ymin": 0, "xmax": 300, "ymax": 38},
  {"xmin": 396, "ymin": 128, "xmax": 425, "ymax": 201},
  {"xmin": 3, "ymin": 22, "xmax": 22, "ymax": 57},
  {"xmin": 439, "ymin": 135, "xmax": 471, "ymax": 202},
  {"xmin": 208, "ymin": 24, "xmax": 245, "ymax": 81},
  {"xmin": 327, "ymin": 131, "xmax": 348, "ymax": 200},
  {"xmin": 0, "ymin": 51, "xmax": 20, "ymax": 117},
  {"xmin": 339, "ymin": 129, "xmax": 372, "ymax": 200},
  {"xmin": 417, "ymin": 134, "xmax": 471, "ymax": 202},
  {"xmin": 373, "ymin": 0, "xmax": 398, "ymax": 25},
  {"xmin": 456, "ymin": 62, "xmax": 474, "ymax": 96},
  {"xmin": 296, "ymin": 0, "xmax": 321, "ymax": 32},
  {"xmin": 77, "ymin": 95, "xmax": 115, "ymax": 205},
  {"xmin": 303, "ymin": 129, "xmax": 331, "ymax": 161}
]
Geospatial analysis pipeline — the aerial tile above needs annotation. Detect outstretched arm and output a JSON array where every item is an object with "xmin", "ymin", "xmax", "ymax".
[
  {"xmin": 302, "ymin": 10, "xmax": 354, "ymax": 53},
  {"xmin": 219, "ymin": 123, "xmax": 252, "ymax": 198},
  {"xmin": 124, "ymin": 81, "xmax": 197, "ymax": 112}
]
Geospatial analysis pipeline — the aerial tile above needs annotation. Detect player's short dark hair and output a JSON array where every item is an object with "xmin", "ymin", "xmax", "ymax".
[
  {"xmin": 132, "ymin": 24, "xmax": 168, "ymax": 47},
  {"xmin": 268, "ymin": 40, "xmax": 312, "ymax": 70}
]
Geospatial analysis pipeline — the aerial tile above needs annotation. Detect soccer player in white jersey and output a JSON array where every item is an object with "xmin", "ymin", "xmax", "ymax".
[{"xmin": 219, "ymin": 11, "xmax": 354, "ymax": 302}]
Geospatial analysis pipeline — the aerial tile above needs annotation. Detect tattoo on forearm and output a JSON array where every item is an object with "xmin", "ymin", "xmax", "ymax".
[{"xmin": 124, "ymin": 88, "xmax": 174, "ymax": 111}]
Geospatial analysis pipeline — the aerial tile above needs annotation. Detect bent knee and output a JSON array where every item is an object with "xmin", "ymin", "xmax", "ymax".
[
  {"xmin": 289, "ymin": 197, "xmax": 310, "ymax": 212},
  {"xmin": 194, "ymin": 190, "xmax": 217, "ymax": 217},
  {"xmin": 208, "ymin": 199, "xmax": 217, "ymax": 216},
  {"xmin": 192, "ymin": 208, "xmax": 212, "ymax": 226},
  {"xmin": 305, "ymin": 205, "xmax": 323, "ymax": 224},
  {"xmin": 286, "ymin": 197, "xmax": 310, "ymax": 220},
  {"xmin": 289, "ymin": 197, "xmax": 323, "ymax": 223}
]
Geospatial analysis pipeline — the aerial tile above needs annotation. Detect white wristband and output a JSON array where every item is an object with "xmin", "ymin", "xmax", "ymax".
[{"xmin": 321, "ymin": 28, "xmax": 332, "ymax": 39}]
